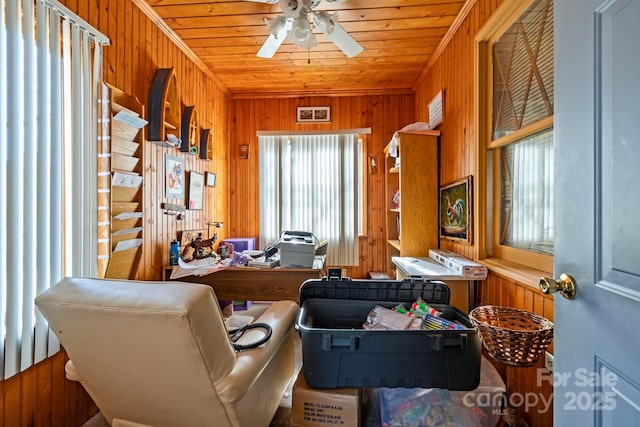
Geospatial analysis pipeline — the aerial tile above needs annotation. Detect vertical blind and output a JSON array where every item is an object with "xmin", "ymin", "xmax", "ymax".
[
  {"xmin": 0, "ymin": 0, "xmax": 108, "ymax": 379},
  {"xmin": 259, "ymin": 134, "xmax": 360, "ymax": 266}
]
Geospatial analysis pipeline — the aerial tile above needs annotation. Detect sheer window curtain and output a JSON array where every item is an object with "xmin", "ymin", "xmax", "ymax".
[
  {"xmin": 259, "ymin": 134, "xmax": 360, "ymax": 266},
  {"xmin": 501, "ymin": 129, "xmax": 554, "ymax": 254},
  {"xmin": 0, "ymin": 0, "xmax": 108, "ymax": 379}
]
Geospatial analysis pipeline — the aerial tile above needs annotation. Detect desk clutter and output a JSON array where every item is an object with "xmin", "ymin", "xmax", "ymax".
[{"xmin": 166, "ymin": 230, "xmax": 327, "ymax": 280}]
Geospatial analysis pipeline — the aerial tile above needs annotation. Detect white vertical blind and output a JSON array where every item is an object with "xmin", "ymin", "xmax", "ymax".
[
  {"xmin": 0, "ymin": 0, "xmax": 108, "ymax": 379},
  {"xmin": 0, "ymin": 0, "xmax": 8, "ymax": 379},
  {"xmin": 259, "ymin": 134, "xmax": 360, "ymax": 266},
  {"xmin": 34, "ymin": 0, "xmax": 52, "ymax": 364}
]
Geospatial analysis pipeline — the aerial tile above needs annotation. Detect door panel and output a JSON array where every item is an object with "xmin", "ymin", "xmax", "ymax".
[
  {"xmin": 600, "ymin": 0, "xmax": 640, "ymax": 297},
  {"xmin": 555, "ymin": 0, "xmax": 640, "ymax": 425}
]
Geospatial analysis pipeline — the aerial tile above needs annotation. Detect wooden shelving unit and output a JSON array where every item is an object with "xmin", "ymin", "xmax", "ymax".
[
  {"xmin": 200, "ymin": 128, "xmax": 213, "ymax": 160},
  {"xmin": 105, "ymin": 85, "xmax": 146, "ymax": 280},
  {"xmin": 180, "ymin": 105, "xmax": 199, "ymax": 154},
  {"xmin": 148, "ymin": 68, "xmax": 181, "ymax": 146},
  {"xmin": 383, "ymin": 130, "xmax": 440, "ymax": 277}
]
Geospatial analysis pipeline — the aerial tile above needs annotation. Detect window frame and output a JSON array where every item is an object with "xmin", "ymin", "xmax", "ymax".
[{"xmin": 475, "ymin": 0, "xmax": 554, "ymax": 273}]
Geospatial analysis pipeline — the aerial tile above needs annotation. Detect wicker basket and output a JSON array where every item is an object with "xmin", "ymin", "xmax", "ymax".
[{"xmin": 469, "ymin": 305, "xmax": 553, "ymax": 367}]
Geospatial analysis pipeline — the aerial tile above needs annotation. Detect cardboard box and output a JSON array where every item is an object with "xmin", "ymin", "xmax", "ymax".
[
  {"xmin": 428, "ymin": 249, "xmax": 488, "ymax": 279},
  {"xmin": 428, "ymin": 249, "xmax": 460, "ymax": 266},
  {"xmin": 444, "ymin": 257, "xmax": 488, "ymax": 279},
  {"xmin": 292, "ymin": 370, "xmax": 362, "ymax": 427}
]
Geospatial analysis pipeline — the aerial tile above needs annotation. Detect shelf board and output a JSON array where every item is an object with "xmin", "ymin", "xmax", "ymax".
[
  {"xmin": 390, "ymin": 208, "xmax": 400, "ymax": 213},
  {"xmin": 388, "ymin": 240, "xmax": 401, "ymax": 251},
  {"xmin": 149, "ymin": 139, "xmax": 179, "ymax": 148},
  {"xmin": 164, "ymin": 121, "xmax": 177, "ymax": 130},
  {"xmin": 389, "ymin": 166, "xmax": 400, "ymax": 173}
]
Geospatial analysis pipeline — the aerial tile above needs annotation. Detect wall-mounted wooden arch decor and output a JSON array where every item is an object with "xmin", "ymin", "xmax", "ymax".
[
  {"xmin": 181, "ymin": 106, "xmax": 200, "ymax": 155},
  {"xmin": 148, "ymin": 68, "xmax": 181, "ymax": 146},
  {"xmin": 200, "ymin": 128, "xmax": 212, "ymax": 160}
]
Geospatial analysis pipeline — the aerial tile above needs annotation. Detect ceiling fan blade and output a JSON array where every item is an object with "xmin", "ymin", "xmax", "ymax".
[
  {"xmin": 257, "ymin": 20, "xmax": 291, "ymax": 58},
  {"xmin": 325, "ymin": 22, "xmax": 363, "ymax": 58}
]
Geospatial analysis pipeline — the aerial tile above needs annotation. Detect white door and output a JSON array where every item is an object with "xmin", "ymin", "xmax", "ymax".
[{"xmin": 554, "ymin": 0, "xmax": 640, "ymax": 425}]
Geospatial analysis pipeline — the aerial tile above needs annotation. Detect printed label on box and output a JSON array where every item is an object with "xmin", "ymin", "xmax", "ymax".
[{"xmin": 292, "ymin": 371, "xmax": 361, "ymax": 427}]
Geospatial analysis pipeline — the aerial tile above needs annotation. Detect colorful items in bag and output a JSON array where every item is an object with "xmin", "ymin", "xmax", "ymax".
[
  {"xmin": 364, "ymin": 306, "xmax": 422, "ymax": 330},
  {"xmin": 422, "ymin": 313, "xmax": 465, "ymax": 330},
  {"xmin": 392, "ymin": 304, "xmax": 413, "ymax": 315},
  {"xmin": 411, "ymin": 297, "xmax": 443, "ymax": 318}
]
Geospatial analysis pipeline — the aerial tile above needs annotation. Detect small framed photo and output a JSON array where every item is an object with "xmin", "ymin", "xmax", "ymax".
[
  {"xmin": 205, "ymin": 171, "xmax": 216, "ymax": 187},
  {"xmin": 297, "ymin": 106, "xmax": 331, "ymax": 123},
  {"xmin": 187, "ymin": 171, "xmax": 204, "ymax": 210},
  {"xmin": 439, "ymin": 175, "xmax": 473, "ymax": 244},
  {"xmin": 165, "ymin": 154, "xmax": 184, "ymax": 199}
]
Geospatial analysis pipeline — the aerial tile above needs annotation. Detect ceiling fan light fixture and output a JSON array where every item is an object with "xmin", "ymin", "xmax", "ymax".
[
  {"xmin": 265, "ymin": 15, "xmax": 287, "ymax": 38},
  {"xmin": 279, "ymin": 0, "xmax": 300, "ymax": 18},
  {"xmin": 255, "ymin": 0, "xmax": 362, "ymax": 58},
  {"xmin": 314, "ymin": 11, "xmax": 336, "ymax": 34},
  {"xmin": 293, "ymin": 31, "xmax": 318, "ymax": 49},
  {"xmin": 289, "ymin": 14, "xmax": 313, "ymax": 42}
]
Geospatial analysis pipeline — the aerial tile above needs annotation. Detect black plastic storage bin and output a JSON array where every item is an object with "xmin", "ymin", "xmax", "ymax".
[{"xmin": 297, "ymin": 277, "xmax": 481, "ymax": 390}]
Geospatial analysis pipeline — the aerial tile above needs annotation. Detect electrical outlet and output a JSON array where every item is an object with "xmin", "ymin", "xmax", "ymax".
[{"xmin": 545, "ymin": 351, "xmax": 554, "ymax": 372}]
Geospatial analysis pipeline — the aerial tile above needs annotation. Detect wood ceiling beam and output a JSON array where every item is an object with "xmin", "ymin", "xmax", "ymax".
[
  {"xmin": 185, "ymin": 28, "xmax": 448, "ymax": 48},
  {"xmin": 157, "ymin": 3, "xmax": 462, "ymax": 22},
  {"xmin": 176, "ymin": 16, "xmax": 455, "ymax": 38}
]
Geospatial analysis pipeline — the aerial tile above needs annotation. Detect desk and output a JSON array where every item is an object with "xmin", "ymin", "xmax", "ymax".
[{"xmin": 167, "ymin": 267, "xmax": 322, "ymax": 302}]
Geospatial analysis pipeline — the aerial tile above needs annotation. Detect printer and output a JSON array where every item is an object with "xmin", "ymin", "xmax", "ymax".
[{"xmin": 279, "ymin": 231, "xmax": 325, "ymax": 268}]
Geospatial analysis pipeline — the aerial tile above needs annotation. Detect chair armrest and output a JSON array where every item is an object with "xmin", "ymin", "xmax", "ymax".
[{"xmin": 215, "ymin": 300, "xmax": 298, "ymax": 403}]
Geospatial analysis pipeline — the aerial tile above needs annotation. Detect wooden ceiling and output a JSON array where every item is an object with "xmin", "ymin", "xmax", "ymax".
[{"xmin": 143, "ymin": 0, "xmax": 470, "ymax": 97}]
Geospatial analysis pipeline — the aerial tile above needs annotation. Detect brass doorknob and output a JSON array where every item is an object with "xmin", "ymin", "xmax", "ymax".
[{"xmin": 539, "ymin": 273, "xmax": 577, "ymax": 299}]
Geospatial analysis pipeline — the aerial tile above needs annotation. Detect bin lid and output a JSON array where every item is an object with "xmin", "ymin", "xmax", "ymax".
[{"xmin": 299, "ymin": 277, "xmax": 451, "ymax": 306}]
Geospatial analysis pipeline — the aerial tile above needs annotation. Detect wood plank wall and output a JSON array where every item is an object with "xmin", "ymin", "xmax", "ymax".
[
  {"xmin": 228, "ymin": 95, "xmax": 415, "ymax": 279},
  {"xmin": 0, "ymin": 349, "xmax": 97, "ymax": 427},
  {"xmin": 477, "ymin": 273, "xmax": 554, "ymax": 427},
  {"xmin": 414, "ymin": 1, "xmax": 554, "ymax": 425},
  {"xmin": 0, "ymin": 0, "xmax": 230, "ymax": 424}
]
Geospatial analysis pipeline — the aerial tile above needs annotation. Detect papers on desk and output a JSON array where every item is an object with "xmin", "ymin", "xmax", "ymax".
[
  {"xmin": 170, "ymin": 257, "xmax": 228, "ymax": 279},
  {"xmin": 179, "ymin": 257, "xmax": 218, "ymax": 269}
]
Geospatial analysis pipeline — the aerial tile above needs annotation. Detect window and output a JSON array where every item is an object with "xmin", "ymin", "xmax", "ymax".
[
  {"xmin": 477, "ymin": 0, "xmax": 554, "ymax": 271},
  {"xmin": 258, "ymin": 132, "xmax": 365, "ymax": 266},
  {"xmin": 0, "ymin": 0, "xmax": 108, "ymax": 379}
]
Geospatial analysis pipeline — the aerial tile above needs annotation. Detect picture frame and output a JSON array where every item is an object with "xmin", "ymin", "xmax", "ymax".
[
  {"xmin": 205, "ymin": 171, "xmax": 216, "ymax": 187},
  {"xmin": 187, "ymin": 171, "xmax": 204, "ymax": 210},
  {"xmin": 165, "ymin": 154, "xmax": 185, "ymax": 199},
  {"xmin": 439, "ymin": 175, "xmax": 472, "ymax": 244},
  {"xmin": 296, "ymin": 106, "xmax": 331, "ymax": 123}
]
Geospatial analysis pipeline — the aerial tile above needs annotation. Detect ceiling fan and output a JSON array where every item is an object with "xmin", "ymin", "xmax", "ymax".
[{"xmin": 246, "ymin": 0, "xmax": 364, "ymax": 58}]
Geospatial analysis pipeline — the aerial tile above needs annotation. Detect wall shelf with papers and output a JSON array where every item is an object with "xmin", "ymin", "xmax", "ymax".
[{"xmin": 104, "ymin": 85, "xmax": 147, "ymax": 280}]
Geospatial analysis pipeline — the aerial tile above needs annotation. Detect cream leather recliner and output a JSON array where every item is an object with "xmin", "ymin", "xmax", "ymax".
[{"xmin": 35, "ymin": 277, "xmax": 298, "ymax": 427}]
